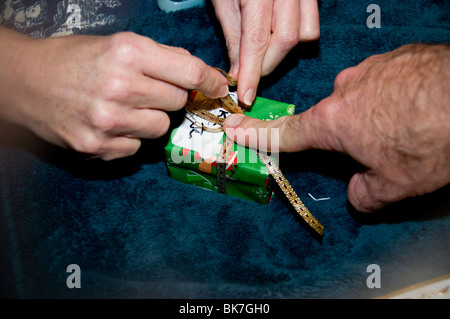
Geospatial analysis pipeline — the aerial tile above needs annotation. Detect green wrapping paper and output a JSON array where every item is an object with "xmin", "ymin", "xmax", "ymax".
[{"xmin": 164, "ymin": 92, "xmax": 295, "ymax": 204}]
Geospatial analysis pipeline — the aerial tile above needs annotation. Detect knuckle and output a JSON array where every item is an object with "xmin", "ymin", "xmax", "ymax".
[
  {"xmin": 334, "ymin": 67, "xmax": 357, "ymax": 89},
  {"xmin": 282, "ymin": 114, "xmax": 301, "ymax": 134},
  {"xmin": 363, "ymin": 53, "xmax": 384, "ymax": 65},
  {"xmin": 249, "ymin": 32, "xmax": 270, "ymax": 48},
  {"xmin": 281, "ymin": 115, "xmax": 301, "ymax": 143},
  {"xmin": 70, "ymin": 132, "xmax": 104, "ymax": 156},
  {"xmin": 174, "ymin": 46, "xmax": 191, "ymax": 55},
  {"xmin": 314, "ymin": 95, "xmax": 340, "ymax": 125},
  {"xmin": 107, "ymin": 32, "xmax": 140, "ymax": 63},
  {"xmin": 184, "ymin": 60, "xmax": 208, "ymax": 88},
  {"xmin": 88, "ymin": 104, "xmax": 118, "ymax": 133},
  {"xmin": 100, "ymin": 75, "xmax": 132, "ymax": 101},
  {"xmin": 309, "ymin": 95, "xmax": 344, "ymax": 150},
  {"xmin": 247, "ymin": 26, "xmax": 271, "ymax": 49},
  {"xmin": 276, "ymin": 29, "xmax": 300, "ymax": 50}
]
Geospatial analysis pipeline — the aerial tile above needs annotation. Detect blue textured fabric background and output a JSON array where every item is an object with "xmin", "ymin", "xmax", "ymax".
[{"xmin": 1, "ymin": 0, "xmax": 449, "ymax": 298}]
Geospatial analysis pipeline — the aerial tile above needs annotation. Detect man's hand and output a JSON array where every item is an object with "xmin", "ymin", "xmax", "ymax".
[
  {"xmin": 224, "ymin": 44, "xmax": 450, "ymax": 212},
  {"xmin": 211, "ymin": 0, "xmax": 319, "ymax": 105},
  {"xmin": 0, "ymin": 28, "xmax": 229, "ymax": 160}
]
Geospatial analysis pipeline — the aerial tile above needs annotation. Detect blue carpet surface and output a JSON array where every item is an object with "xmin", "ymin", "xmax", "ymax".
[{"xmin": 0, "ymin": 0, "xmax": 449, "ymax": 298}]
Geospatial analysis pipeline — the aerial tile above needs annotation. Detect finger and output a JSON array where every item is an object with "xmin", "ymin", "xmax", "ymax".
[
  {"xmin": 211, "ymin": 0, "xmax": 242, "ymax": 78},
  {"xmin": 106, "ymin": 108, "xmax": 171, "ymax": 139},
  {"xmin": 126, "ymin": 75, "xmax": 189, "ymax": 111},
  {"xmin": 92, "ymin": 136, "xmax": 142, "ymax": 161},
  {"xmin": 224, "ymin": 113, "xmax": 287, "ymax": 152},
  {"xmin": 261, "ymin": 0, "xmax": 301, "ymax": 76},
  {"xmin": 347, "ymin": 171, "xmax": 405, "ymax": 213},
  {"xmin": 158, "ymin": 43, "xmax": 191, "ymax": 56},
  {"xmin": 299, "ymin": 0, "xmax": 320, "ymax": 42},
  {"xmin": 141, "ymin": 40, "xmax": 230, "ymax": 99},
  {"xmin": 333, "ymin": 66, "xmax": 359, "ymax": 90},
  {"xmin": 237, "ymin": 0, "xmax": 273, "ymax": 106},
  {"xmin": 223, "ymin": 96, "xmax": 343, "ymax": 153}
]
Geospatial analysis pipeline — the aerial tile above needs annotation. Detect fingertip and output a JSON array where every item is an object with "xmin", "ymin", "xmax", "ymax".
[
  {"xmin": 100, "ymin": 136, "xmax": 142, "ymax": 161},
  {"xmin": 348, "ymin": 174, "xmax": 371, "ymax": 213},
  {"xmin": 347, "ymin": 172, "xmax": 382, "ymax": 213},
  {"xmin": 234, "ymin": 57, "xmax": 261, "ymax": 105},
  {"xmin": 155, "ymin": 113, "xmax": 171, "ymax": 138},
  {"xmin": 228, "ymin": 63, "xmax": 238, "ymax": 78},
  {"xmin": 237, "ymin": 82, "xmax": 258, "ymax": 107},
  {"xmin": 217, "ymin": 84, "xmax": 229, "ymax": 98},
  {"xmin": 243, "ymin": 88, "xmax": 256, "ymax": 106},
  {"xmin": 224, "ymin": 114, "xmax": 245, "ymax": 128},
  {"xmin": 299, "ymin": 0, "xmax": 321, "ymax": 42}
]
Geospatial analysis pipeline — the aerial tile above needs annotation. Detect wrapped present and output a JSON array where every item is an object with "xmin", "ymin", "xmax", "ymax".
[{"xmin": 164, "ymin": 91, "xmax": 295, "ymax": 204}]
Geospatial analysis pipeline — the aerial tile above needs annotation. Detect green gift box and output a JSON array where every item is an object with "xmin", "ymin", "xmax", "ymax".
[{"xmin": 164, "ymin": 91, "xmax": 295, "ymax": 204}]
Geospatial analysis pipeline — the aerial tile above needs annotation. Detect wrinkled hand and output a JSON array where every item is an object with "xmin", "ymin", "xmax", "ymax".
[
  {"xmin": 0, "ymin": 29, "xmax": 229, "ymax": 160},
  {"xmin": 211, "ymin": 0, "xmax": 319, "ymax": 105},
  {"xmin": 224, "ymin": 44, "xmax": 450, "ymax": 212}
]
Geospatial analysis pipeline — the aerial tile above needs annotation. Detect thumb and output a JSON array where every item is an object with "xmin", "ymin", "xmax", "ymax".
[{"xmin": 223, "ymin": 97, "xmax": 343, "ymax": 153}]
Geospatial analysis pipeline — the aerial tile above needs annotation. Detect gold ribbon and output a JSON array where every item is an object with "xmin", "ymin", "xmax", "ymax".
[{"xmin": 185, "ymin": 70, "xmax": 324, "ymax": 236}]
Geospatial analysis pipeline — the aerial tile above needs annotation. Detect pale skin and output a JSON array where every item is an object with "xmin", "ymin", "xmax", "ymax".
[
  {"xmin": 3, "ymin": 4, "xmax": 447, "ymax": 213},
  {"xmin": 0, "ymin": 27, "xmax": 230, "ymax": 161},
  {"xmin": 211, "ymin": 0, "xmax": 320, "ymax": 105},
  {"xmin": 224, "ymin": 44, "xmax": 450, "ymax": 213},
  {"xmin": 0, "ymin": 0, "xmax": 317, "ymax": 161}
]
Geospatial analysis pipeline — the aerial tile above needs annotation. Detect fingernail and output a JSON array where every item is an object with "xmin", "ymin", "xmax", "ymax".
[
  {"xmin": 229, "ymin": 65, "xmax": 238, "ymax": 79},
  {"xmin": 243, "ymin": 89, "xmax": 255, "ymax": 106},
  {"xmin": 218, "ymin": 84, "xmax": 229, "ymax": 97},
  {"xmin": 225, "ymin": 114, "xmax": 244, "ymax": 127}
]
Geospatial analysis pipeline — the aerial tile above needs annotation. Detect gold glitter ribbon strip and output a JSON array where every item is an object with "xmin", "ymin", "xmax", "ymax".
[
  {"xmin": 185, "ymin": 70, "xmax": 324, "ymax": 236},
  {"xmin": 257, "ymin": 153, "xmax": 324, "ymax": 235},
  {"xmin": 216, "ymin": 136, "xmax": 234, "ymax": 194}
]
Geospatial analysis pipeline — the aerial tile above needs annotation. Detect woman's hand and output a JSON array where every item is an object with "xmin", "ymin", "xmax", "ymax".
[
  {"xmin": 212, "ymin": 0, "xmax": 320, "ymax": 105},
  {"xmin": 0, "ymin": 28, "xmax": 229, "ymax": 160}
]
